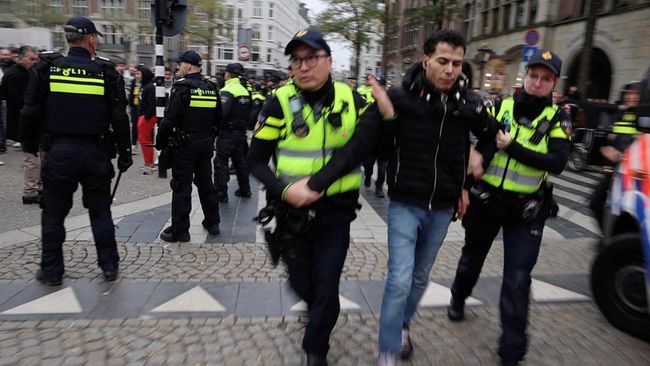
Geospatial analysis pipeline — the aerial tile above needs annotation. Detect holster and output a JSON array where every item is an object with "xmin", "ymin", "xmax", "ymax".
[{"xmin": 98, "ymin": 132, "xmax": 117, "ymax": 158}]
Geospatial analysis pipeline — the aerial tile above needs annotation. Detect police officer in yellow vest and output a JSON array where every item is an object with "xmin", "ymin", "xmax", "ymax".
[
  {"xmin": 156, "ymin": 50, "xmax": 222, "ymax": 242},
  {"xmin": 611, "ymin": 82, "xmax": 640, "ymax": 148},
  {"xmin": 20, "ymin": 16, "xmax": 133, "ymax": 285},
  {"xmin": 448, "ymin": 50, "xmax": 572, "ymax": 366},
  {"xmin": 248, "ymin": 82, "xmax": 266, "ymax": 130},
  {"xmin": 213, "ymin": 63, "xmax": 251, "ymax": 202},
  {"xmin": 248, "ymin": 28, "xmax": 380, "ymax": 366}
]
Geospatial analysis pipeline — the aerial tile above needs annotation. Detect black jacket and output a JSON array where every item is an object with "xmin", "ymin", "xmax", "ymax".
[
  {"xmin": 308, "ymin": 63, "xmax": 499, "ymax": 210},
  {"xmin": 1, "ymin": 63, "xmax": 32, "ymax": 141},
  {"xmin": 137, "ymin": 68, "xmax": 155, "ymax": 118}
]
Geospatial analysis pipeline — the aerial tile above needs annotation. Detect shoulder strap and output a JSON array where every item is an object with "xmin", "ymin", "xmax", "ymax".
[
  {"xmin": 92, "ymin": 56, "xmax": 116, "ymax": 71},
  {"xmin": 174, "ymin": 77, "xmax": 199, "ymax": 88},
  {"xmin": 39, "ymin": 51, "xmax": 65, "ymax": 67}
]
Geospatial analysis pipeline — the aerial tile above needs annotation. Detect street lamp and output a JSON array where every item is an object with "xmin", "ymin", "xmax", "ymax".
[{"xmin": 476, "ymin": 45, "xmax": 494, "ymax": 92}]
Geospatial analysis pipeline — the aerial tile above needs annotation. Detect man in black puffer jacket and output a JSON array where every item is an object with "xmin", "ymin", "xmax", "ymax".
[{"xmin": 297, "ymin": 30, "xmax": 500, "ymax": 364}]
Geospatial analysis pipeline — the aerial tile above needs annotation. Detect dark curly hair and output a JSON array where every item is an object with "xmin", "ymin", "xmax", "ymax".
[{"xmin": 423, "ymin": 30, "xmax": 466, "ymax": 56}]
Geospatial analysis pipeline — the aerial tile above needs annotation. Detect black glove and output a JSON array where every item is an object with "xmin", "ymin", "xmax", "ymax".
[
  {"xmin": 117, "ymin": 152, "xmax": 133, "ymax": 172},
  {"xmin": 454, "ymin": 93, "xmax": 487, "ymax": 122},
  {"xmin": 21, "ymin": 140, "xmax": 39, "ymax": 156},
  {"xmin": 155, "ymin": 135, "xmax": 168, "ymax": 150}
]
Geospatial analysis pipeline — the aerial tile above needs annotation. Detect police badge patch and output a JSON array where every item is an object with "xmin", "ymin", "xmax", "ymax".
[
  {"xmin": 254, "ymin": 114, "xmax": 267, "ymax": 134},
  {"xmin": 560, "ymin": 118, "xmax": 573, "ymax": 138}
]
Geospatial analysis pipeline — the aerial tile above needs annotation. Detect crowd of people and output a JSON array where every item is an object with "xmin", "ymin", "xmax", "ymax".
[{"xmin": 1, "ymin": 14, "xmax": 645, "ymax": 366}]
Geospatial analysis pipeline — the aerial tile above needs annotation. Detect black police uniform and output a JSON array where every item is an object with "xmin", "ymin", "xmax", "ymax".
[
  {"xmin": 156, "ymin": 72, "xmax": 222, "ymax": 240},
  {"xmin": 213, "ymin": 74, "xmax": 251, "ymax": 202},
  {"xmin": 20, "ymin": 47, "xmax": 132, "ymax": 283}
]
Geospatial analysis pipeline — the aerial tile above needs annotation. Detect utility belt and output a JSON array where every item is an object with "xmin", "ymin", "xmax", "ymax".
[
  {"xmin": 44, "ymin": 132, "xmax": 116, "ymax": 157},
  {"xmin": 469, "ymin": 180, "xmax": 558, "ymax": 222}
]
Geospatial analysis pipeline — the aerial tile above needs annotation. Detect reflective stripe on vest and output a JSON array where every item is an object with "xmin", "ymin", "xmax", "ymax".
[
  {"xmin": 274, "ymin": 81, "xmax": 361, "ymax": 196},
  {"xmin": 49, "ymin": 73, "xmax": 105, "ymax": 96},
  {"xmin": 612, "ymin": 111, "xmax": 639, "ymax": 135},
  {"xmin": 190, "ymin": 95, "xmax": 218, "ymax": 108},
  {"xmin": 482, "ymin": 97, "xmax": 558, "ymax": 193}
]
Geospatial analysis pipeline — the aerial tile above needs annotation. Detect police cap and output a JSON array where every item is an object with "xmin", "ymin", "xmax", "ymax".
[
  {"xmin": 64, "ymin": 16, "xmax": 104, "ymax": 37},
  {"xmin": 225, "ymin": 63, "xmax": 244, "ymax": 76},
  {"xmin": 284, "ymin": 28, "xmax": 331, "ymax": 56},
  {"xmin": 527, "ymin": 49, "xmax": 562, "ymax": 77},
  {"xmin": 172, "ymin": 50, "xmax": 202, "ymax": 67}
]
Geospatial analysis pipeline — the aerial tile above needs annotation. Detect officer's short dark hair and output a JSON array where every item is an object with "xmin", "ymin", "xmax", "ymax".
[
  {"xmin": 423, "ymin": 30, "xmax": 466, "ymax": 56},
  {"xmin": 18, "ymin": 46, "xmax": 37, "ymax": 58},
  {"xmin": 65, "ymin": 32, "xmax": 88, "ymax": 45}
]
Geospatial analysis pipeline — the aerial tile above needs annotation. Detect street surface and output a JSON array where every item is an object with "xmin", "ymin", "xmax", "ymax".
[{"xmin": 0, "ymin": 145, "xmax": 649, "ymax": 365}]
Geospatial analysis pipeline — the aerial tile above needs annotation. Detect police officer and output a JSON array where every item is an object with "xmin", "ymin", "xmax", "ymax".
[
  {"xmin": 247, "ymin": 28, "xmax": 379, "ymax": 365},
  {"xmin": 20, "ymin": 17, "xmax": 133, "ymax": 285},
  {"xmin": 156, "ymin": 50, "xmax": 222, "ymax": 242},
  {"xmin": 213, "ymin": 62, "xmax": 251, "ymax": 203},
  {"xmin": 249, "ymin": 82, "xmax": 266, "ymax": 130},
  {"xmin": 447, "ymin": 50, "xmax": 572, "ymax": 366}
]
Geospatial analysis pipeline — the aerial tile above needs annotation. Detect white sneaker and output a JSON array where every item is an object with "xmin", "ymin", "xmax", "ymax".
[
  {"xmin": 12, "ymin": 142, "xmax": 21, "ymax": 148},
  {"xmin": 0, "ymin": 161, "xmax": 4, "ymax": 166},
  {"xmin": 378, "ymin": 352, "xmax": 396, "ymax": 366}
]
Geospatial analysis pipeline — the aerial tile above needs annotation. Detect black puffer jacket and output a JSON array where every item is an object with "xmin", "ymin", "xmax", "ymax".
[{"xmin": 383, "ymin": 63, "xmax": 498, "ymax": 210}]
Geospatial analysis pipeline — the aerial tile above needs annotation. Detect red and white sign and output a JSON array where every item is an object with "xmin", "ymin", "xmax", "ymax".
[{"xmin": 238, "ymin": 45, "xmax": 251, "ymax": 61}]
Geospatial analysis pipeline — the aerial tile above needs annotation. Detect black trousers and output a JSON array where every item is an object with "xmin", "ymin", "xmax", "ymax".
[
  {"xmin": 450, "ymin": 195, "xmax": 545, "ymax": 362},
  {"xmin": 589, "ymin": 171, "xmax": 613, "ymax": 231},
  {"xmin": 129, "ymin": 106, "xmax": 138, "ymax": 146},
  {"xmin": 41, "ymin": 141, "xmax": 118, "ymax": 279},
  {"xmin": 283, "ymin": 203, "xmax": 357, "ymax": 356},
  {"xmin": 213, "ymin": 130, "xmax": 250, "ymax": 197},
  {"xmin": 363, "ymin": 156, "xmax": 387, "ymax": 188},
  {"xmin": 170, "ymin": 136, "xmax": 221, "ymax": 234}
]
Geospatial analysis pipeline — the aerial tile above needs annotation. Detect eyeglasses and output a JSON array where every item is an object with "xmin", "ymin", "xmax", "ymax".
[{"xmin": 289, "ymin": 54, "xmax": 328, "ymax": 69}]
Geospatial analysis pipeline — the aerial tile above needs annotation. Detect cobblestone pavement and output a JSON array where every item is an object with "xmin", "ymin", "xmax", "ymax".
[{"xmin": 0, "ymin": 305, "xmax": 649, "ymax": 365}]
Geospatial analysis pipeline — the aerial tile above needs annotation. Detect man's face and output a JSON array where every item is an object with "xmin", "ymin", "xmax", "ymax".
[
  {"xmin": 0, "ymin": 49, "xmax": 12, "ymax": 63},
  {"xmin": 19, "ymin": 51, "xmax": 39, "ymax": 70},
  {"xmin": 552, "ymin": 91, "xmax": 560, "ymax": 104},
  {"xmin": 624, "ymin": 89, "xmax": 640, "ymax": 107},
  {"xmin": 115, "ymin": 63, "xmax": 126, "ymax": 73},
  {"xmin": 135, "ymin": 70, "xmax": 142, "ymax": 81},
  {"xmin": 524, "ymin": 65, "xmax": 557, "ymax": 97},
  {"xmin": 422, "ymin": 42, "xmax": 464, "ymax": 92},
  {"xmin": 164, "ymin": 70, "xmax": 172, "ymax": 80},
  {"xmin": 178, "ymin": 62, "xmax": 190, "ymax": 77},
  {"xmin": 289, "ymin": 43, "xmax": 331, "ymax": 92}
]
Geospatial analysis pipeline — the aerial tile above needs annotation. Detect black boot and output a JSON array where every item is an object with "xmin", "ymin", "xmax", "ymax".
[
  {"xmin": 202, "ymin": 219, "xmax": 220, "ymax": 235},
  {"xmin": 35, "ymin": 269, "xmax": 62, "ymax": 286},
  {"xmin": 306, "ymin": 353, "xmax": 328, "ymax": 366},
  {"xmin": 447, "ymin": 296, "xmax": 465, "ymax": 321},
  {"xmin": 375, "ymin": 187, "xmax": 385, "ymax": 198},
  {"xmin": 159, "ymin": 226, "xmax": 190, "ymax": 242},
  {"xmin": 234, "ymin": 189, "xmax": 252, "ymax": 198},
  {"xmin": 102, "ymin": 267, "xmax": 119, "ymax": 282}
]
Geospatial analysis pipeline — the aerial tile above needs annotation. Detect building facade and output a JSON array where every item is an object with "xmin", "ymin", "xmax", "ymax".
[
  {"xmin": 385, "ymin": 0, "xmax": 650, "ymax": 102},
  {"xmin": 349, "ymin": 18, "xmax": 384, "ymax": 84}
]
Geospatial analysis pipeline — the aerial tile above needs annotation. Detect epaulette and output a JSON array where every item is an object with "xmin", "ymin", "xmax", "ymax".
[
  {"xmin": 174, "ymin": 78, "xmax": 198, "ymax": 87},
  {"xmin": 39, "ymin": 51, "xmax": 64, "ymax": 63},
  {"xmin": 93, "ymin": 56, "xmax": 116, "ymax": 68}
]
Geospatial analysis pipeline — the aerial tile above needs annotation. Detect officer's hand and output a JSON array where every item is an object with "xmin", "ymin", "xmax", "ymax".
[
  {"xmin": 468, "ymin": 145, "xmax": 484, "ymax": 179},
  {"xmin": 455, "ymin": 93, "xmax": 486, "ymax": 122},
  {"xmin": 600, "ymin": 146, "xmax": 621, "ymax": 162},
  {"xmin": 155, "ymin": 136, "xmax": 168, "ymax": 151},
  {"xmin": 455, "ymin": 189, "xmax": 470, "ymax": 220},
  {"xmin": 367, "ymin": 75, "xmax": 395, "ymax": 119},
  {"xmin": 496, "ymin": 130, "xmax": 513, "ymax": 149},
  {"xmin": 117, "ymin": 153, "xmax": 133, "ymax": 172},
  {"xmin": 284, "ymin": 178, "xmax": 321, "ymax": 208}
]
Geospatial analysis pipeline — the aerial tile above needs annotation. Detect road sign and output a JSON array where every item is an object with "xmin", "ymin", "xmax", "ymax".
[
  {"xmin": 238, "ymin": 45, "xmax": 251, "ymax": 61},
  {"xmin": 525, "ymin": 29, "xmax": 540, "ymax": 46},
  {"xmin": 522, "ymin": 46, "xmax": 539, "ymax": 62}
]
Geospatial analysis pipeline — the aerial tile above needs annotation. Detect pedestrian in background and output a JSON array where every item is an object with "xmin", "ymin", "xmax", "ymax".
[
  {"xmin": 20, "ymin": 16, "xmax": 132, "ymax": 285},
  {"xmin": 1, "ymin": 46, "xmax": 41, "ymax": 204},
  {"xmin": 156, "ymin": 50, "xmax": 222, "ymax": 242},
  {"xmin": 135, "ymin": 65, "xmax": 157, "ymax": 175},
  {"xmin": 448, "ymin": 50, "xmax": 571, "ymax": 366}
]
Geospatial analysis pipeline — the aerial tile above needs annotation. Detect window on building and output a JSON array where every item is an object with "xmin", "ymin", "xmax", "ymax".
[
  {"xmin": 102, "ymin": 25, "xmax": 123, "ymax": 45},
  {"xmin": 223, "ymin": 47, "xmax": 233, "ymax": 60},
  {"xmin": 251, "ymin": 24, "xmax": 261, "ymax": 40},
  {"xmin": 528, "ymin": 0, "xmax": 538, "ymax": 24},
  {"xmin": 403, "ymin": 23, "xmax": 418, "ymax": 48},
  {"xmin": 102, "ymin": 0, "xmax": 124, "ymax": 18},
  {"xmin": 268, "ymin": 3, "xmax": 275, "ymax": 18},
  {"xmin": 482, "ymin": 11, "xmax": 489, "ymax": 35},
  {"xmin": 138, "ymin": 26, "xmax": 153, "ymax": 46},
  {"xmin": 49, "ymin": 0, "xmax": 63, "ymax": 13},
  {"xmin": 491, "ymin": 8, "xmax": 498, "ymax": 34},
  {"xmin": 253, "ymin": 1, "xmax": 262, "ymax": 17},
  {"xmin": 267, "ymin": 25, "xmax": 273, "ymax": 40},
  {"xmin": 22, "ymin": 0, "xmax": 38, "ymax": 17},
  {"xmin": 138, "ymin": 0, "xmax": 151, "ymax": 20},
  {"xmin": 238, "ymin": 8, "xmax": 243, "ymax": 19},
  {"xmin": 463, "ymin": 3, "xmax": 473, "ymax": 40},
  {"xmin": 266, "ymin": 48, "xmax": 272, "ymax": 63},
  {"xmin": 52, "ymin": 29, "xmax": 65, "ymax": 43},
  {"xmin": 252, "ymin": 46, "xmax": 260, "ymax": 62},
  {"xmin": 515, "ymin": 0, "xmax": 525, "ymax": 27},
  {"xmin": 503, "ymin": 4, "xmax": 511, "ymax": 31},
  {"xmin": 72, "ymin": 0, "xmax": 89, "ymax": 16}
]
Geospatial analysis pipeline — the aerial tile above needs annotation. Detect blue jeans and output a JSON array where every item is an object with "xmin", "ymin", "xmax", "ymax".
[{"xmin": 378, "ymin": 201, "xmax": 454, "ymax": 353}]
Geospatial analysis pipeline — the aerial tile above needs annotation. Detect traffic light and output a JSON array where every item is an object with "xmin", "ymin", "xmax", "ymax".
[{"xmin": 151, "ymin": 0, "xmax": 187, "ymax": 37}]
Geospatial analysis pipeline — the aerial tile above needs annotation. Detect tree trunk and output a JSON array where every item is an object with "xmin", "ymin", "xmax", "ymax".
[
  {"xmin": 354, "ymin": 30, "xmax": 362, "ymax": 81},
  {"xmin": 578, "ymin": 0, "xmax": 600, "ymax": 101}
]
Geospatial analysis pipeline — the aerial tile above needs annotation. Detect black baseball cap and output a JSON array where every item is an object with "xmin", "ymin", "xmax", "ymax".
[
  {"xmin": 225, "ymin": 63, "xmax": 244, "ymax": 76},
  {"xmin": 64, "ymin": 16, "xmax": 104, "ymax": 37},
  {"xmin": 284, "ymin": 28, "xmax": 331, "ymax": 55},
  {"xmin": 172, "ymin": 50, "xmax": 202, "ymax": 67},
  {"xmin": 527, "ymin": 49, "xmax": 562, "ymax": 77}
]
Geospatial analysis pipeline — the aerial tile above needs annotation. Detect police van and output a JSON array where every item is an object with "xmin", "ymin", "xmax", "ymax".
[{"xmin": 591, "ymin": 70, "xmax": 650, "ymax": 341}]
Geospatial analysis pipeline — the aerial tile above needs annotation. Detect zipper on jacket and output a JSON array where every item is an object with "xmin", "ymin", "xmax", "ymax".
[
  {"xmin": 429, "ymin": 94, "xmax": 448, "ymax": 210},
  {"xmin": 394, "ymin": 144, "xmax": 401, "ymax": 187},
  {"xmin": 498, "ymin": 127, "xmax": 520, "ymax": 189}
]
